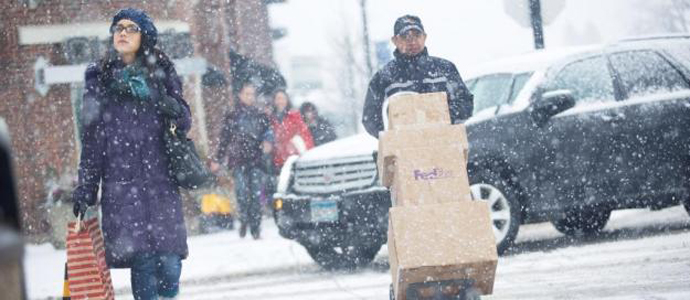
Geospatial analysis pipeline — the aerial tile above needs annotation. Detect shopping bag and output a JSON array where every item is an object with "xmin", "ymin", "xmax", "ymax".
[{"xmin": 65, "ymin": 217, "xmax": 115, "ymax": 300}]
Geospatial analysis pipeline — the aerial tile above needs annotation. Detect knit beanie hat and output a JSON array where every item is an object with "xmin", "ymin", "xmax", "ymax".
[{"xmin": 111, "ymin": 8, "xmax": 158, "ymax": 50}]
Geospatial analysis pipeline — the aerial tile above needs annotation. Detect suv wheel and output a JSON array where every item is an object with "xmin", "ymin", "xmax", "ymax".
[
  {"xmin": 552, "ymin": 207, "xmax": 611, "ymax": 236},
  {"xmin": 469, "ymin": 170, "xmax": 522, "ymax": 255},
  {"xmin": 306, "ymin": 243, "xmax": 381, "ymax": 270}
]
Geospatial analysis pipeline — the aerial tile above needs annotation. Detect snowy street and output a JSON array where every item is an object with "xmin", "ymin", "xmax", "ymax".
[
  {"xmin": 7, "ymin": 1, "xmax": 690, "ymax": 300},
  {"xmin": 26, "ymin": 205, "xmax": 690, "ymax": 299}
]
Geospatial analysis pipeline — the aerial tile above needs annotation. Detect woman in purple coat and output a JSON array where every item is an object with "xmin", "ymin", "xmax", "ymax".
[{"xmin": 71, "ymin": 8, "xmax": 191, "ymax": 299}]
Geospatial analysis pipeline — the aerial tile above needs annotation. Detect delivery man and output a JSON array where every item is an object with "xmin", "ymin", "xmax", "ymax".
[{"xmin": 362, "ymin": 15, "xmax": 474, "ymax": 138}]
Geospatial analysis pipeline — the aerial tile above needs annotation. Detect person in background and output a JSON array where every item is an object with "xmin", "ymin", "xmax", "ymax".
[
  {"xmin": 214, "ymin": 82, "xmax": 272, "ymax": 240},
  {"xmin": 362, "ymin": 14, "xmax": 474, "ymax": 138},
  {"xmin": 71, "ymin": 8, "xmax": 191, "ymax": 300},
  {"xmin": 299, "ymin": 101, "xmax": 337, "ymax": 147},
  {"xmin": 269, "ymin": 90, "xmax": 314, "ymax": 172}
]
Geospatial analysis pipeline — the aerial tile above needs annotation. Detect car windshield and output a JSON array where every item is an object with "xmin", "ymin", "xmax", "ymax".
[{"xmin": 469, "ymin": 72, "xmax": 533, "ymax": 115}]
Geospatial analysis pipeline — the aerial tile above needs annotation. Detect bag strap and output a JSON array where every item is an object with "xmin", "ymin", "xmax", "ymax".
[
  {"xmin": 153, "ymin": 82, "xmax": 181, "ymax": 136},
  {"xmin": 73, "ymin": 212, "xmax": 85, "ymax": 233}
]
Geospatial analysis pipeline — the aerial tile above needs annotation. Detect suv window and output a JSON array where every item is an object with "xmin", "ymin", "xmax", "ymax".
[
  {"xmin": 508, "ymin": 72, "xmax": 532, "ymax": 103},
  {"xmin": 550, "ymin": 56, "xmax": 615, "ymax": 104},
  {"xmin": 470, "ymin": 73, "xmax": 514, "ymax": 114},
  {"xmin": 609, "ymin": 50, "xmax": 690, "ymax": 99}
]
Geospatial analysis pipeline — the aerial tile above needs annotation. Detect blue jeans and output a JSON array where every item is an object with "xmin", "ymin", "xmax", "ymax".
[
  {"xmin": 233, "ymin": 165, "xmax": 264, "ymax": 230},
  {"xmin": 131, "ymin": 252, "xmax": 182, "ymax": 300}
]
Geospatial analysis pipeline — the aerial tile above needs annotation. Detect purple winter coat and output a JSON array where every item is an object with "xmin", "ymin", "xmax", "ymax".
[{"xmin": 72, "ymin": 59, "xmax": 191, "ymax": 268}]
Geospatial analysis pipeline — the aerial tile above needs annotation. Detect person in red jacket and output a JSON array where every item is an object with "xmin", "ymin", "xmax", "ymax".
[{"xmin": 269, "ymin": 90, "xmax": 315, "ymax": 172}]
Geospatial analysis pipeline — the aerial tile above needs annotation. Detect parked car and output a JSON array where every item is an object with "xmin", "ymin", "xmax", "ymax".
[
  {"xmin": 464, "ymin": 35, "xmax": 690, "ymax": 252},
  {"xmin": 273, "ymin": 36, "xmax": 690, "ymax": 268}
]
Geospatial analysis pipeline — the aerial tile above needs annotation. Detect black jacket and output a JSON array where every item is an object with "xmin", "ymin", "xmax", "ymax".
[
  {"xmin": 308, "ymin": 116, "xmax": 337, "ymax": 146},
  {"xmin": 217, "ymin": 103, "xmax": 271, "ymax": 168},
  {"xmin": 362, "ymin": 48, "xmax": 474, "ymax": 138}
]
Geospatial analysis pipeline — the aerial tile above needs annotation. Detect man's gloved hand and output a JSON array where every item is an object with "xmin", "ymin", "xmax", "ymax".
[
  {"xmin": 158, "ymin": 95, "xmax": 184, "ymax": 119},
  {"xmin": 73, "ymin": 200, "xmax": 88, "ymax": 219}
]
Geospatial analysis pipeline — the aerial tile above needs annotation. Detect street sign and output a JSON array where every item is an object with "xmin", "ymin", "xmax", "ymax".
[{"xmin": 503, "ymin": 0, "xmax": 565, "ymax": 27}]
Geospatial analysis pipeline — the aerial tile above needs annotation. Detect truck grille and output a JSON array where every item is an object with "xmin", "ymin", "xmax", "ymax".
[{"xmin": 292, "ymin": 155, "xmax": 378, "ymax": 194}]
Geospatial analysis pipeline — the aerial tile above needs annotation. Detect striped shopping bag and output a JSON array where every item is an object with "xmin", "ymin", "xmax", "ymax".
[{"xmin": 65, "ymin": 217, "xmax": 115, "ymax": 300}]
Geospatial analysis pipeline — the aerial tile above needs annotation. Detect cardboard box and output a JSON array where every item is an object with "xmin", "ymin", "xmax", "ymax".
[
  {"xmin": 388, "ymin": 202, "xmax": 498, "ymax": 300},
  {"xmin": 377, "ymin": 124, "xmax": 469, "ymax": 179},
  {"xmin": 387, "ymin": 92, "xmax": 450, "ymax": 130},
  {"xmin": 381, "ymin": 145, "xmax": 472, "ymax": 206}
]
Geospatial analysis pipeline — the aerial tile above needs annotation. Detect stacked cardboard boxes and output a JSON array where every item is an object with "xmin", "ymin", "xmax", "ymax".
[{"xmin": 379, "ymin": 92, "xmax": 498, "ymax": 299}]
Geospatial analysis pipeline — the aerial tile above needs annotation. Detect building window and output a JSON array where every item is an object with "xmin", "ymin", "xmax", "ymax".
[{"xmin": 19, "ymin": 0, "xmax": 42, "ymax": 9}]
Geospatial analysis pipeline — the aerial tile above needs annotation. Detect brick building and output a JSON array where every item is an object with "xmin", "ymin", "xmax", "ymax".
[{"xmin": 0, "ymin": 0, "xmax": 281, "ymax": 234}]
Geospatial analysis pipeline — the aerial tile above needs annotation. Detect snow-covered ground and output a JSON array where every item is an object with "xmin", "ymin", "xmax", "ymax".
[{"xmin": 25, "ymin": 205, "xmax": 690, "ymax": 299}]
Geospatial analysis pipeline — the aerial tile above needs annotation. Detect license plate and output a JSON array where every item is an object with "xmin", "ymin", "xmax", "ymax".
[{"xmin": 310, "ymin": 198, "xmax": 338, "ymax": 223}]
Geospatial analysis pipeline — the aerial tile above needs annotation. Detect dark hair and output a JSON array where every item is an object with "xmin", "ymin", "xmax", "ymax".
[
  {"xmin": 271, "ymin": 90, "xmax": 293, "ymax": 113},
  {"xmin": 299, "ymin": 101, "xmax": 318, "ymax": 115}
]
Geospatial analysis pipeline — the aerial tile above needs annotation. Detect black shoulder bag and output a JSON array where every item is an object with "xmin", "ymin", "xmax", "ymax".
[
  {"xmin": 162, "ymin": 120, "xmax": 215, "ymax": 189},
  {"xmin": 155, "ymin": 81, "xmax": 215, "ymax": 189}
]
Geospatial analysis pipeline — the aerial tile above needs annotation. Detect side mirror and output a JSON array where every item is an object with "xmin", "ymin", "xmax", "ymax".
[{"xmin": 531, "ymin": 90, "xmax": 575, "ymax": 126}]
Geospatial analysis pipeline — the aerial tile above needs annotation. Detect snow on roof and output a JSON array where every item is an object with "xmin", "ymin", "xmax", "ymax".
[{"xmin": 466, "ymin": 45, "xmax": 602, "ymax": 79}]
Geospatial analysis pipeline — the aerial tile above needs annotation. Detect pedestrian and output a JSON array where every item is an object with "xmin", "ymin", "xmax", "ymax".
[
  {"xmin": 269, "ymin": 90, "xmax": 314, "ymax": 171},
  {"xmin": 299, "ymin": 102, "xmax": 337, "ymax": 146},
  {"xmin": 215, "ymin": 81, "xmax": 272, "ymax": 239},
  {"xmin": 71, "ymin": 8, "xmax": 191, "ymax": 300},
  {"xmin": 362, "ymin": 15, "xmax": 474, "ymax": 138}
]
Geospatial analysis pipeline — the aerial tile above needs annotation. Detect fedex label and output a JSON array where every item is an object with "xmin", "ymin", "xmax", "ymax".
[{"xmin": 413, "ymin": 168, "xmax": 453, "ymax": 180}]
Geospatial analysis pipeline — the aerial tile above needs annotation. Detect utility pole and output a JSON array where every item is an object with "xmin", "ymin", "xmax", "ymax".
[
  {"xmin": 360, "ymin": 0, "xmax": 374, "ymax": 77},
  {"xmin": 529, "ymin": 0, "xmax": 545, "ymax": 49}
]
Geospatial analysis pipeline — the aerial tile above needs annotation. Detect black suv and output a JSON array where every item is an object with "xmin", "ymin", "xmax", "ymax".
[
  {"xmin": 466, "ymin": 36, "xmax": 690, "ymax": 252},
  {"xmin": 274, "ymin": 36, "xmax": 690, "ymax": 268}
]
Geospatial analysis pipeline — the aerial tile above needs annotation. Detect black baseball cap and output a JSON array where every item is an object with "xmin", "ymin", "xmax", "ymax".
[{"xmin": 394, "ymin": 15, "xmax": 425, "ymax": 36}]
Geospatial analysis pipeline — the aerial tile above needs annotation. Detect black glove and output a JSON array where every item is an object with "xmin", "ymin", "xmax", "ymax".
[
  {"xmin": 158, "ymin": 95, "xmax": 184, "ymax": 119},
  {"xmin": 73, "ymin": 201, "xmax": 88, "ymax": 219}
]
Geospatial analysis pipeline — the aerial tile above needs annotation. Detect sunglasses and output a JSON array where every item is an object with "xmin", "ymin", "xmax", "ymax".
[{"xmin": 110, "ymin": 24, "xmax": 141, "ymax": 35}]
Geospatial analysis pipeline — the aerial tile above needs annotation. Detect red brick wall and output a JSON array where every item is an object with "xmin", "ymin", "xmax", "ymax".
[{"xmin": 0, "ymin": 0, "xmax": 275, "ymax": 234}]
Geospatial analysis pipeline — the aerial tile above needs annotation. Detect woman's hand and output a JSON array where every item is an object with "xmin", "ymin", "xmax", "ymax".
[{"xmin": 73, "ymin": 200, "xmax": 88, "ymax": 218}]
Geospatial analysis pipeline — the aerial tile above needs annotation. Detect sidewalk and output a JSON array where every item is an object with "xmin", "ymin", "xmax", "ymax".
[{"xmin": 24, "ymin": 218, "xmax": 317, "ymax": 299}]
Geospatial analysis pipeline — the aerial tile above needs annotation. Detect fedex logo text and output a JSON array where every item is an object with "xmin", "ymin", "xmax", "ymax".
[{"xmin": 413, "ymin": 168, "xmax": 453, "ymax": 180}]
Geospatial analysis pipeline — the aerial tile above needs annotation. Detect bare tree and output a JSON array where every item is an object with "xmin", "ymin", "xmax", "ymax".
[
  {"xmin": 634, "ymin": 0, "xmax": 690, "ymax": 34},
  {"xmin": 328, "ymin": 11, "xmax": 370, "ymax": 135}
]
